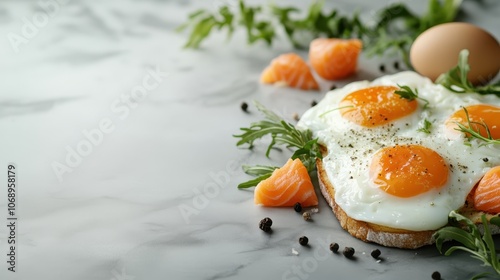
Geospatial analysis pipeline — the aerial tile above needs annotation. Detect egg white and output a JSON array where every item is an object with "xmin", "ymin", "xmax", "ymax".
[{"xmin": 298, "ymin": 71, "xmax": 500, "ymax": 231}]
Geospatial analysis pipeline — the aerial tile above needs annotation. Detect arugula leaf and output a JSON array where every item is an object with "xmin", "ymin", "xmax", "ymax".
[
  {"xmin": 242, "ymin": 164, "xmax": 278, "ymax": 176},
  {"xmin": 291, "ymin": 138, "xmax": 322, "ymax": 172},
  {"xmin": 177, "ymin": 7, "xmax": 235, "ymax": 48},
  {"xmin": 436, "ymin": 50, "xmax": 500, "ymax": 96},
  {"xmin": 234, "ymin": 101, "xmax": 322, "ymax": 188},
  {"xmin": 177, "ymin": 0, "xmax": 462, "ymax": 65},
  {"xmin": 237, "ymin": 173, "xmax": 273, "ymax": 189},
  {"xmin": 395, "ymin": 84, "xmax": 430, "ymax": 109},
  {"xmin": 237, "ymin": 165, "xmax": 279, "ymax": 188},
  {"xmin": 417, "ymin": 119, "xmax": 432, "ymax": 134},
  {"xmin": 435, "ymin": 226, "xmax": 477, "ymax": 252},
  {"xmin": 318, "ymin": 105, "xmax": 354, "ymax": 118},
  {"xmin": 184, "ymin": 16, "xmax": 217, "ymax": 49},
  {"xmin": 419, "ymin": 0, "xmax": 462, "ymax": 31},
  {"xmin": 394, "ymin": 85, "xmax": 418, "ymax": 100},
  {"xmin": 491, "ymin": 217, "xmax": 500, "ymax": 227},
  {"xmin": 434, "ymin": 211, "xmax": 500, "ymax": 279},
  {"xmin": 362, "ymin": 0, "xmax": 462, "ymax": 67},
  {"xmin": 239, "ymin": 2, "xmax": 275, "ymax": 45},
  {"xmin": 270, "ymin": 1, "xmax": 363, "ymax": 49}
]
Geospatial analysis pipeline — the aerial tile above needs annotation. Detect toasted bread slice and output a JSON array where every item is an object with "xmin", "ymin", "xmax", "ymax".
[{"xmin": 316, "ymin": 147, "xmax": 500, "ymax": 249}]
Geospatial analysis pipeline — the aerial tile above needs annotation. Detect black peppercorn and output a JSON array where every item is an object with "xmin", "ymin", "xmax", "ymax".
[
  {"xmin": 299, "ymin": 236, "xmax": 309, "ymax": 246},
  {"xmin": 483, "ymin": 157, "xmax": 489, "ymax": 162},
  {"xmin": 261, "ymin": 217, "xmax": 272, "ymax": 227},
  {"xmin": 259, "ymin": 224, "xmax": 271, "ymax": 232},
  {"xmin": 329, "ymin": 84, "xmax": 337, "ymax": 91},
  {"xmin": 371, "ymin": 249, "xmax": 381, "ymax": 259},
  {"xmin": 393, "ymin": 61, "xmax": 400, "ymax": 70},
  {"xmin": 379, "ymin": 64, "xmax": 385, "ymax": 73},
  {"xmin": 431, "ymin": 271, "xmax": 441, "ymax": 280},
  {"xmin": 259, "ymin": 217, "xmax": 272, "ymax": 232},
  {"xmin": 329, "ymin": 243, "xmax": 339, "ymax": 253},
  {"xmin": 343, "ymin": 247, "xmax": 355, "ymax": 258},
  {"xmin": 294, "ymin": 202, "xmax": 302, "ymax": 213},
  {"xmin": 311, "ymin": 100, "xmax": 318, "ymax": 107},
  {"xmin": 240, "ymin": 102, "xmax": 249, "ymax": 112}
]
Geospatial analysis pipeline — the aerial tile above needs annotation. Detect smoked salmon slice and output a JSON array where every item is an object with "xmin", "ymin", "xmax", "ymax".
[
  {"xmin": 254, "ymin": 158, "xmax": 318, "ymax": 207},
  {"xmin": 474, "ymin": 166, "xmax": 500, "ymax": 214},
  {"xmin": 309, "ymin": 38, "xmax": 362, "ymax": 80},
  {"xmin": 260, "ymin": 53, "xmax": 319, "ymax": 90}
]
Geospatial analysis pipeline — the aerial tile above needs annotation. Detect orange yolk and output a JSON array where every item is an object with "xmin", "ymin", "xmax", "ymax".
[
  {"xmin": 370, "ymin": 145, "xmax": 449, "ymax": 198},
  {"xmin": 446, "ymin": 104, "xmax": 500, "ymax": 139},
  {"xmin": 473, "ymin": 166, "xmax": 500, "ymax": 214},
  {"xmin": 339, "ymin": 86, "xmax": 418, "ymax": 127}
]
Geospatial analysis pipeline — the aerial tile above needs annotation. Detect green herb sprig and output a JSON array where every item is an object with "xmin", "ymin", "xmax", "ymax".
[
  {"xmin": 453, "ymin": 107, "xmax": 500, "ymax": 146},
  {"xmin": 176, "ymin": 6, "xmax": 235, "ymax": 49},
  {"xmin": 234, "ymin": 101, "xmax": 322, "ymax": 188},
  {"xmin": 177, "ymin": 0, "xmax": 462, "ymax": 67},
  {"xmin": 364, "ymin": 0, "xmax": 461, "ymax": 67},
  {"xmin": 434, "ymin": 211, "xmax": 500, "ymax": 279},
  {"xmin": 237, "ymin": 165, "xmax": 278, "ymax": 189},
  {"xmin": 318, "ymin": 105, "xmax": 354, "ymax": 118},
  {"xmin": 436, "ymin": 50, "xmax": 500, "ymax": 96},
  {"xmin": 417, "ymin": 119, "xmax": 433, "ymax": 134},
  {"xmin": 395, "ymin": 84, "xmax": 430, "ymax": 109},
  {"xmin": 394, "ymin": 85, "xmax": 433, "ymax": 134}
]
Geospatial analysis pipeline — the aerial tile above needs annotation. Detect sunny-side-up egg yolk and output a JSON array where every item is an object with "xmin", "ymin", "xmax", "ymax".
[
  {"xmin": 370, "ymin": 145, "xmax": 449, "ymax": 198},
  {"xmin": 339, "ymin": 86, "xmax": 417, "ymax": 127},
  {"xmin": 445, "ymin": 104, "xmax": 500, "ymax": 139}
]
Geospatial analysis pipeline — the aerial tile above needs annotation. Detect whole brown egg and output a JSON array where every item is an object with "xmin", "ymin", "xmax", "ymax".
[{"xmin": 410, "ymin": 22, "xmax": 500, "ymax": 85}]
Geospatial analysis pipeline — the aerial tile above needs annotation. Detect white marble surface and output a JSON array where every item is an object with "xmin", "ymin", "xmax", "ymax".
[{"xmin": 0, "ymin": 0, "xmax": 499, "ymax": 279}]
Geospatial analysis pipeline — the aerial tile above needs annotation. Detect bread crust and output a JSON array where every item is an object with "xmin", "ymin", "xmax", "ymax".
[{"xmin": 316, "ymin": 147, "xmax": 499, "ymax": 249}]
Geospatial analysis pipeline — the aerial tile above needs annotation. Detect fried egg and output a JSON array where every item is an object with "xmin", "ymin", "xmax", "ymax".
[{"xmin": 297, "ymin": 71, "xmax": 500, "ymax": 231}]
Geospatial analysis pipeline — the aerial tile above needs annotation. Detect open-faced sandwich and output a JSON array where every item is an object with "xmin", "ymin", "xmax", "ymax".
[{"xmin": 295, "ymin": 71, "xmax": 500, "ymax": 249}]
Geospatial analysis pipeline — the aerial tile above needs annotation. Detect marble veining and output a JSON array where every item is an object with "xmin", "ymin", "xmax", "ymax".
[{"xmin": 0, "ymin": 0, "xmax": 499, "ymax": 279}]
